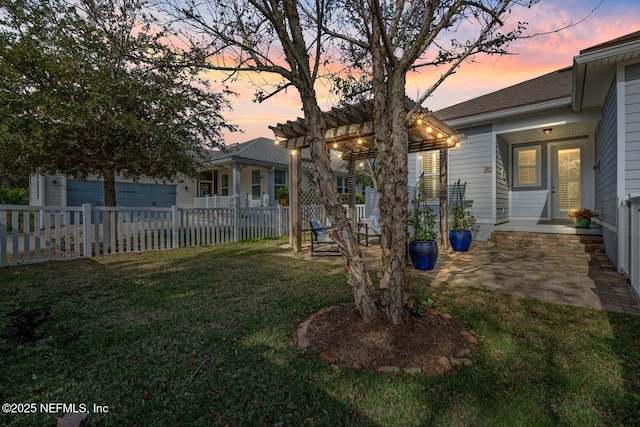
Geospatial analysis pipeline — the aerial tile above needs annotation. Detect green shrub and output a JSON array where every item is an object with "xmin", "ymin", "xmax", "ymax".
[
  {"xmin": 0, "ymin": 188, "xmax": 29, "ymax": 205},
  {"xmin": 339, "ymin": 193, "xmax": 366, "ymax": 204}
]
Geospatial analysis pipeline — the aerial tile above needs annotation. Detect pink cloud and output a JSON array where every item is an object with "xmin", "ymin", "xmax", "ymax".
[{"xmin": 222, "ymin": 1, "xmax": 640, "ymax": 143}]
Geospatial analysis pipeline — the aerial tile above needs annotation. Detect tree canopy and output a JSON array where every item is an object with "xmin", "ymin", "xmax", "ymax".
[
  {"xmin": 159, "ymin": 0, "xmax": 542, "ymax": 325},
  {"xmin": 0, "ymin": 0, "xmax": 236, "ymax": 205}
]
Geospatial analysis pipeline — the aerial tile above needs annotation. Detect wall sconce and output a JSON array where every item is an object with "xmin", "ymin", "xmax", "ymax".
[
  {"xmin": 52, "ymin": 179, "xmax": 58, "ymax": 187},
  {"xmin": 184, "ymin": 186, "xmax": 189, "ymax": 191},
  {"xmin": 593, "ymin": 162, "xmax": 600, "ymax": 172},
  {"xmin": 543, "ymin": 128, "xmax": 553, "ymax": 135}
]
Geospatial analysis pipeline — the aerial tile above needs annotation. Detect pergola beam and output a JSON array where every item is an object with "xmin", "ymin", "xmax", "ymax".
[{"xmin": 270, "ymin": 98, "xmax": 465, "ymax": 254}]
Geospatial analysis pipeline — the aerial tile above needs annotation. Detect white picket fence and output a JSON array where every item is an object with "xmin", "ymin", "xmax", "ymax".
[{"xmin": 0, "ymin": 204, "xmax": 289, "ymax": 267}]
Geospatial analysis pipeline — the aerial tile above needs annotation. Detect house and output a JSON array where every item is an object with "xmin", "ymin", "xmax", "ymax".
[
  {"xmin": 30, "ymin": 136, "xmax": 352, "ymax": 209},
  {"xmin": 411, "ymin": 30, "xmax": 640, "ymax": 296},
  {"xmin": 29, "ymin": 173, "xmax": 196, "ymax": 208}
]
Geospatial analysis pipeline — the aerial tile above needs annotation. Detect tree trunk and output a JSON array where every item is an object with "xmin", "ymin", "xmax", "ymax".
[
  {"xmin": 103, "ymin": 168, "xmax": 117, "ymax": 207},
  {"xmin": 299, "ymin": 89, "xmax": 378, "ymax": 323},
  {"xmin": 374, "ymin": 77, "xmax": 410, "ymax": 325},
  {"xmin": 367, "ymin": 12, "xmax": 410, "ymax": 325}
]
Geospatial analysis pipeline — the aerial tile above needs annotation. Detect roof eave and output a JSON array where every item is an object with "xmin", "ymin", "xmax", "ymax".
[
  {"xmin": 444, "ymin": 97, "xmax": 572, "ymax": 129},
  {"xmin": 572, "ymin": 39, "xmax": 640, "ymax": 111}
]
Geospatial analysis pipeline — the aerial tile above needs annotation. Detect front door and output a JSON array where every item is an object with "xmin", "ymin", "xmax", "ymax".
[{"xmin": 551, "ymin": 144, "xmax": 583, "ymax": 219}]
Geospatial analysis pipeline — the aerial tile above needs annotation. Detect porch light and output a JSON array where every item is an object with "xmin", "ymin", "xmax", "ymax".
[
  {"xmin": 274, "ymin": 139, "xmax": 279, "ymax": 145},
  {"xmin": 543, "ymin": 128, "xmax": 552, "ymax": 135},
  {"xmin": 333, "ymin": 142, "xmax": 338, "ymax": 149},
  {"xmin": 357, "ymin": 138, "xmax": 363, "ymax": 144}
]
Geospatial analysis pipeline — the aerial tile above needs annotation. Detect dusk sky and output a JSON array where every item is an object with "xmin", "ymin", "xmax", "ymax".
[{"xmin": 220, "ymin": 0, "xmax": 640, "ymax": 145}]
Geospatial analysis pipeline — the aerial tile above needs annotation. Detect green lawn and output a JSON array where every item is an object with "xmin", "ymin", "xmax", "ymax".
[{"xmin": 1, "ymin": 239, "xmax": 639, "ymax": 426}]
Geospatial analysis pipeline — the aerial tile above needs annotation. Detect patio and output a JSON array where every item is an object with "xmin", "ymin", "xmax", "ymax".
[{"xmin": 281, "ymin": 237, "xmax": 640, "ymax": 316}]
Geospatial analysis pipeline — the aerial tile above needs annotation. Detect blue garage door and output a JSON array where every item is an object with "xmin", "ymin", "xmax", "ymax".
[{"xmin": 67, "ymin": 180, "xmax": 176, "ymax": 207}]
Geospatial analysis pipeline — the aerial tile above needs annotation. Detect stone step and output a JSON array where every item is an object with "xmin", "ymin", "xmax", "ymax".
[{"xmin": 488, "ymin": 231, "xmax": 604, "ymax": 254}]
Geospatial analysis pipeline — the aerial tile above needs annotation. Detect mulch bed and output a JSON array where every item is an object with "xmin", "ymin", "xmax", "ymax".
[{"xmin": 298, "ymin": 302, "xmax": 479, "ymax": 375}]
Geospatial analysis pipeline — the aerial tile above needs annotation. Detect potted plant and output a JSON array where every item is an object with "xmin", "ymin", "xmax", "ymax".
[
  {"xmin": 567, "ymin": 208, "xmax": 598, "ymax": 228},
  {"xmin": 275, "ymin": 187, "xmax": 289, "ymax": 206},
  {"xmin": 407, "ymin": 195, "xmax": 438, "ymax": 270},
  {"xmin": 449, "ymin": 203, "xmax": 476, "ymax": 252}
]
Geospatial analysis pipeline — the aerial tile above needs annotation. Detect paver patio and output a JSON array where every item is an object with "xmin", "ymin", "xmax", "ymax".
[{"xmin": 281, "ymin": 239, "xmax": 640, "ymax": 316}]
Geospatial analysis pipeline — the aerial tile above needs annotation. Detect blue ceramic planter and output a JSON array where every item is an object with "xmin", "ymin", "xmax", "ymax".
[
  {"xmin": 409, "ymin": 240, "xmax": 438, "ymax": 270},
  {"xmin": 449, "ymin": 230, "xmax": 473, "ymax": 252}
]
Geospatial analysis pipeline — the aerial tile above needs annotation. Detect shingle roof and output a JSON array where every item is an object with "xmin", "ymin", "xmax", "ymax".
[
  {"xmin": 580, "ymin": 30, "xmax": 640, "ymax": 54},
  {"xmin": 434, "ymin": 66, "xmax": 573, "ymax": 122},
  {"xmin": 208, "ymin": 137, "xmax": 291, "ymax": 166}
]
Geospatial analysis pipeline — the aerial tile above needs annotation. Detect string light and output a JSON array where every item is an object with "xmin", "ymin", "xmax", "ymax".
[
  {"xmin": 333, "ymin": 142, "xmax": 338, "ymax": 149},
  {"xmin": 426, "ymin": 127, "xmax": 432, "ymax": 133},
  {"xmin": 357, "ymin": 138, "xmax": 363, "ymax": 144},
  {"xmin": 417, "ymin": 118, "xmax": 423, "ymax": 125},
  {"xmin": 274, "ymin": 139, "xmax": 279, "ymax": 145},
  {"xmin": 437, "ymin": 132, "xmax": 443, "ymax": 138}
]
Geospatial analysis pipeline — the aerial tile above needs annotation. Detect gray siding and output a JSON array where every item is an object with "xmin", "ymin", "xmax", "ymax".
[
  {"xmin": 626, "ymin": 63, "xmax": 640, "ymax": 194},
  {"xmin": 45, "ymin": 175, "xmax": 64, "ymax": 206},
  {"xmin": 449, "ymin": 124, "xmax": 493, "ymax": 221},
  {"xmin": 496, "ymin": 135, "xmax": 509, "ymax": 220},
  {"xmin": 595, "ymin": 77, "xmax": 618, "ymax": 225}
]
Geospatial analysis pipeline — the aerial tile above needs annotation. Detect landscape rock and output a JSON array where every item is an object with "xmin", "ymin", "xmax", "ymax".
[
  {"xmin": 297, "ymin": 336, "xmax": 310, "ymax": 348},
  {"xmin": 438, "ymin": 356, "xmax": 452, "ymax": 371},
  {"xmin": 320, "ymin": 352, "xmax": 338, "ymax": 363},
  {"xmin": 402, "ymin": 367, "xmax": 422, "ymax": 375},
  {"xmin": 455, "ymin": 348, "xmax": 471, "ymax": 358},
  {"xmin": 460, "ymin": 330, "xmax": 479, "ymax": 345},
  {"xmin": 377, "ymin": 366, "xmax": 400, "ymax": 373}
]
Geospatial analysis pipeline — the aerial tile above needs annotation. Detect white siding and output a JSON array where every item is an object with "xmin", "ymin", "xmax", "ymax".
[
  {"xmin": 449, "ymin": 125, "xmax": 493, "ymax": 221},
  {"xmin": 45, "ymin": 175, "xmax": 65, "ymax": 206},
  {"xmin": 496, "ymin": 136, "xmax": 510, "ymax": 220},
  {"xmin": 408, "ymin": 153, "xmax": 419, "ymax": 188},
  {"xmin": 510, "ymin": 190, "xmax": 549, "ymax": 218},
  {"xmin": 29, "ymin": 175, "xmax": 42, "ymax": 206},
  {"xmin": 595, "ymin": 77, "xmax": 618, "ymax": 225},
  {"xmin": 626, "ymin": 63, "xmax": 640, "ymax": 194}
]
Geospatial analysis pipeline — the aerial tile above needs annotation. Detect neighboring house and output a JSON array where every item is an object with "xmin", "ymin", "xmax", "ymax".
[
  {"xmin": 29, "ymin": 173, "xmax": 196, "ymax": 208},
  {"xmin": 30, "ymin": 136, "xmax": 353, "ymax": 208},
  {"xmin": 412, "ymin": 30, "xmax": 640, "ymax": 293},
  {"xmin": 201, "ymin": 137, "xmax": 290, "ymax": 207}
]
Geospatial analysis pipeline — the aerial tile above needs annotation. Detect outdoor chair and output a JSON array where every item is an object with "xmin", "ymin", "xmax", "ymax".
[
  {"xmin": 357, "ymin": 214, "xmax": 382, "ymax": 246},
  {"xmin": 309, "ymin": 219, "xmax": 340, "ymax": 256}
]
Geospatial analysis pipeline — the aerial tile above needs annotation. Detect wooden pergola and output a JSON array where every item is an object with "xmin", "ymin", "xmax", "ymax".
[{"xmin": 269, "ymin": 98, "xmax": 464, "ymax": 253}]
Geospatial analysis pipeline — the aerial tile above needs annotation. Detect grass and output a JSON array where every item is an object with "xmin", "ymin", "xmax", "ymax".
[{"xmin": 0, "ymin": 238, "xmax": 639, "ymax": 426}]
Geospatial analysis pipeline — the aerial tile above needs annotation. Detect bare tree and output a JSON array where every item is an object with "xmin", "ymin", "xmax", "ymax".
[
  {"xmin": 160, "ymin": 0, "xmax": 380, "ymax": 321},
  {"xmin": 327, "ymin": 0, "xmax": 537, "ymax": 324},
  {"xmin": 160, "ymin": 0, "xmax": 538, "ymax": 324}
]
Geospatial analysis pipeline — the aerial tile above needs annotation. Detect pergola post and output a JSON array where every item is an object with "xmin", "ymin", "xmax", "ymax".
[
  {"xmin": 348, "ymin": 159, "xmax": 356, "ymax": 225},
  {"xmin": 289, "ymin": 149, "xmax": 302, "ymax": 252},
  {"xmin": 439, "ymin": 148, "xmax": 448, "ymax": 250}
]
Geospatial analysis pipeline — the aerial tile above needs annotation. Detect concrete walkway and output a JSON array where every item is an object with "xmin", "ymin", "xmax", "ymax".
[{"xmin": 281, "ymin": 241, "xmax": 640, "ymax": 316}]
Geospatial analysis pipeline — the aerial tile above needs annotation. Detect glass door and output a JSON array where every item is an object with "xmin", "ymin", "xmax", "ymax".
[{"xmin": 552, "ymin": 146, "xmax": 582, "ymax": 219}]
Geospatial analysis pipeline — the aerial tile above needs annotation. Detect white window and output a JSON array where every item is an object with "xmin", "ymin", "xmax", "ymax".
[
  {"xmin": 221, "ymin": 174, "xmax": 229, "ymax": 196},
  {"xmin": 514, "ymin": 146, "xmax": 541, "ymax": 187},
  {"xmin": 336, "ymin": 176, "xmax": 348, "ymax": 193},
  {"xmin": 251, "ymin": 170, "xmax": 261, "ymax": 200},
  {"xmin": 275, "ymin": 170, "xmax": 286, "ymax": 194},
  {"xmin": 420, "ymin": 150, "xmax": 439, "ymax": 199}
]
